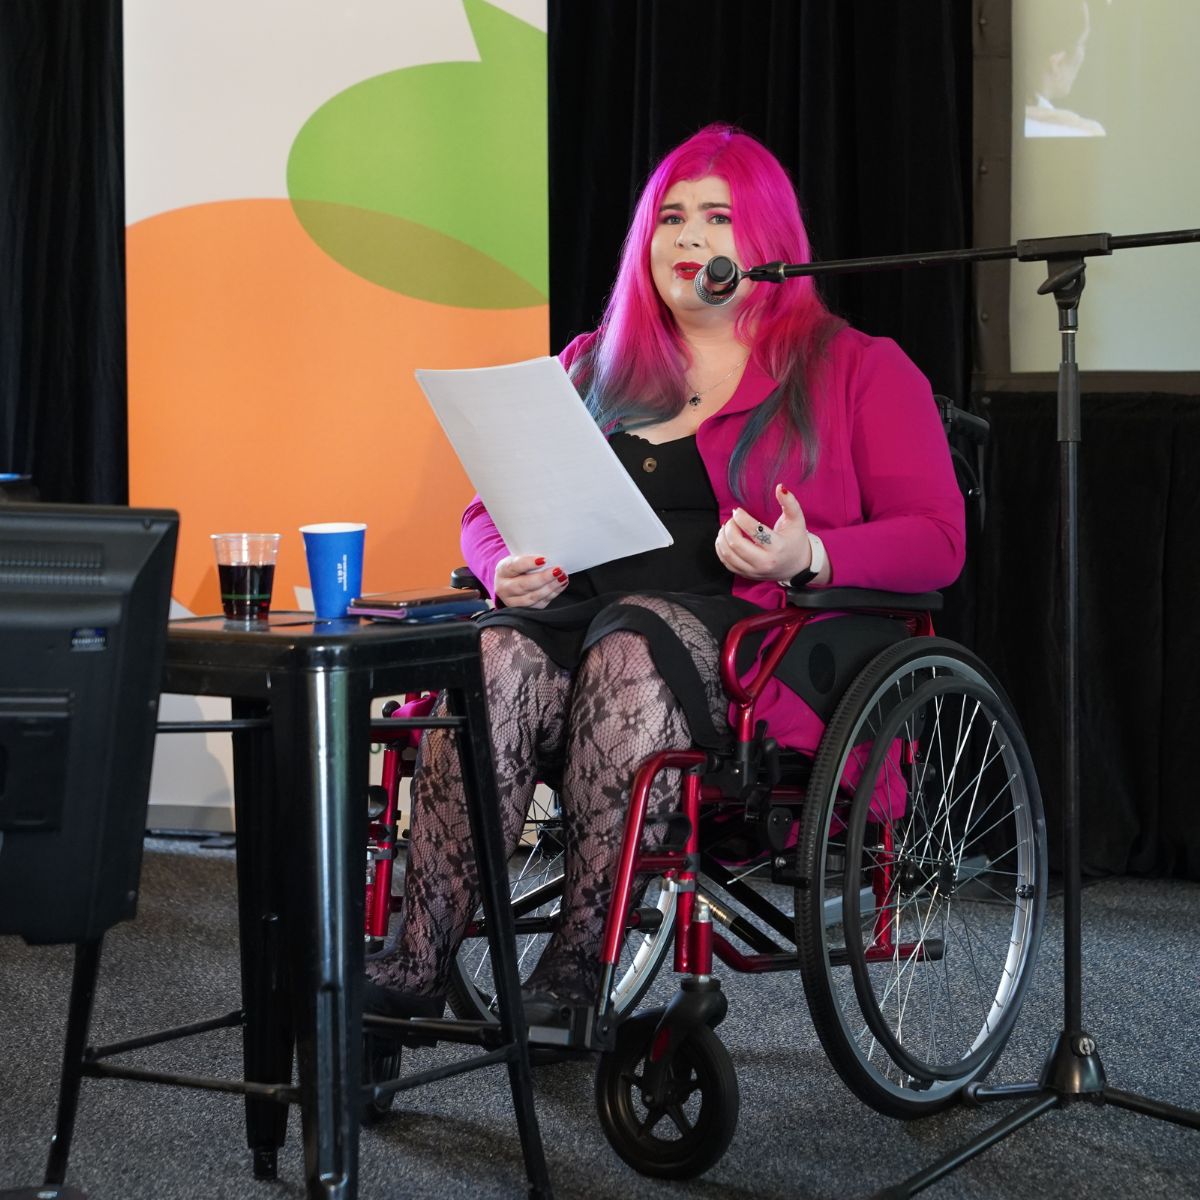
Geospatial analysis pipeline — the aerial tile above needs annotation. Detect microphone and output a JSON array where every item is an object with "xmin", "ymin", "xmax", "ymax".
[{"xmin": 694, "ymin": 256, "xmax": 744, "ymax": 305}]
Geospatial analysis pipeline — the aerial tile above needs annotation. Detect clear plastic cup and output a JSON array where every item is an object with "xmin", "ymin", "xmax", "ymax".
[{"xmin": 211, "ymin": 532, "xmax": 281, "ymax": 620}]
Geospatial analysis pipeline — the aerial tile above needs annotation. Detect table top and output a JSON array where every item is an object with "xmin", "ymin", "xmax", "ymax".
[
  {"xmin": 169, "ymin": 610, "xmax": 482, "ymax": 640},
  {"xmin": 164, "ymin": 611, "xmax": 483, "ymax": 697}
]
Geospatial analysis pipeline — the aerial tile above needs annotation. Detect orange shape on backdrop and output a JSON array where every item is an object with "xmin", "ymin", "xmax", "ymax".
[{"xmin": 127, "ymin": 198, "xmax": 548, "ymax": 615}]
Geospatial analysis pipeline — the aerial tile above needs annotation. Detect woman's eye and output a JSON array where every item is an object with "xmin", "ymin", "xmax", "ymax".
[
  {"xmin": 661, "ymin": 214, "xmax": 683, "ymax": 225},
  {"xmin": 708, "ymin": 212, "xmax": 731, "ymax": 224}
]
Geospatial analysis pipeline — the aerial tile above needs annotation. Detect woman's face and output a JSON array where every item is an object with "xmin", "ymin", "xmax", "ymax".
[{"xmin": 649, "ymin": 175, "xmax": 747, "ymax": 318}]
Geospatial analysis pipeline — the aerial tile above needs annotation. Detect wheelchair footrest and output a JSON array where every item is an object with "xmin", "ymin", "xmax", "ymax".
[{"xmin": 526, "ymin": 1001, "xmax": 616, "ymax": 1054}]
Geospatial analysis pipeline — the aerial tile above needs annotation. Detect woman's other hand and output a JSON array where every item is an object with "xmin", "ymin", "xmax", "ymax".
[
  {"xmin": 715, "ymin": 484, "xmax": 826, "ymax": 584},
  {"xmin": 493, "ymin": 555, "xmax": 569, "ymax": 608}
]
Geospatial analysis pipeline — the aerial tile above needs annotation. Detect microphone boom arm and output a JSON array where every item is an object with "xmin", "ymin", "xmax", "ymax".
[{"xmin": 743, "ymin": 227, "xmax": 1200, "ymax": 282}]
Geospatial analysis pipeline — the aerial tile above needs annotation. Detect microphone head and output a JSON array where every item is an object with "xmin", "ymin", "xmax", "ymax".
[{"xmin": 694, "ymin": 256, "xmax": 742, "ymax": 306}]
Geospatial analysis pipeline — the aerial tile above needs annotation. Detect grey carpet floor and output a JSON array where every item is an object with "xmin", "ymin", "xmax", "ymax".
[{"xmin": 1, "ymin": 840, "xmax": 1198, "ymax": 1199}]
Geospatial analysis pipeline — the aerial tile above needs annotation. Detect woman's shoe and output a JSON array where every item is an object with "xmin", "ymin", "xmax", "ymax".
[
  {"xmin": 362, "ymin": 982, "xmax": 445, "ymax": 1047},
  {"xmin": 520, "ymin": 987, "xmax": 575, "ymax": 1029},
  {"xmin": 361, "ymin": 984, "xmax": 444, "ymax": 1125},
  {"xmin": 361, "ymin": 1031, "xmax": 402, "ymax": 1125}
]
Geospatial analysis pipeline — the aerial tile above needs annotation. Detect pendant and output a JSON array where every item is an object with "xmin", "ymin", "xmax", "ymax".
[{"xmin": 687, "ymin": 394, "xmax": 701, "ymax": 407}]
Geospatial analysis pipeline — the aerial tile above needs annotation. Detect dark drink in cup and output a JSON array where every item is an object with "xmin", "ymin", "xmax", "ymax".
[
  {"xmin": 211, "ymin": 533, "xmax": 281, "ymax": 620},
  {"xmin": 218, "ymin": 562, "xmax": 276, "ymax": 620}
]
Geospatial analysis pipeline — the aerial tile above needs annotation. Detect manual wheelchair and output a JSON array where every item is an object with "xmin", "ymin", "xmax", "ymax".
[{"xmin": 362, "ymin": 420, "xmax": 1047, "ymax": 1180}]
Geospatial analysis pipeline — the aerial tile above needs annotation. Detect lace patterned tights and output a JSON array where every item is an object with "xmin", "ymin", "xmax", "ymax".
[{"xmin": 367, "ymin": 596, "xmax": 728, "ymax": 1002}]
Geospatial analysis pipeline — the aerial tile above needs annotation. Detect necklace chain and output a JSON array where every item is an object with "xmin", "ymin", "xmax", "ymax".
[{"xmin": 686, "ymin": 355, "xmax": 748, "ymax": 407}]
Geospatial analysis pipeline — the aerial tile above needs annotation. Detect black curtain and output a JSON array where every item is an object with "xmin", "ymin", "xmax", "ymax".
[
  {"xmin": 0, "ymin": 0, "xmax": 127, "ymax": 504},
  {"xmin": 547, "ymin": 1, "xmax": 979, "ymax": 646},
  {"xmin": 547, "ymin": 0, "xmax": 973, "ymax": 403},
  {"xmin": 974, "ymin": 393, "xmax": 1200, "ymax": 880}
]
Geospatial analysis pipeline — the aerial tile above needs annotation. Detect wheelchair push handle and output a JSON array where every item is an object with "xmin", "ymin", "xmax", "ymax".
[{"xmin": 936, "ymin": 395, "xmax": 990, "ymax": 445}]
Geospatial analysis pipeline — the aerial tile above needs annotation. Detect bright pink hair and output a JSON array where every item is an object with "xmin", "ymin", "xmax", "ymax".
[{"xmin": 574, "ymin": 124, "xmax": 842, "ymax": 495}]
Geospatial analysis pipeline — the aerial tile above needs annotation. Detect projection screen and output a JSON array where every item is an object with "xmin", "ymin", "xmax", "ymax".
[{"xmin": 1009, "ymin": 0, "xmax": 1200, "ymax": 374}]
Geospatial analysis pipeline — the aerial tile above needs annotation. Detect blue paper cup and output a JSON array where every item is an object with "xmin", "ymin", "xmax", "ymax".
[{"xmin": 299, "ymin": 522, "xmax": 366, "ymax": 619}]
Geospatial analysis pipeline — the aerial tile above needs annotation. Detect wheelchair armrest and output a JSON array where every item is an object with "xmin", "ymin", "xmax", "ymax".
[
  {"xmin": 450, "ymin": 565, "xmax": 484, "ymax": 592},
  {"xmin": 784, "ymin": 587, "xmax": 943, "ymax": 613}
]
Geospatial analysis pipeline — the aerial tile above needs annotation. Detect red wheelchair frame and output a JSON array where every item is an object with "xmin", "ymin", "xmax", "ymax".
[
  {"xmin": 363, "ymin": 584, "xmax": 1047, "ymax": 1179},
  {"xmin": 597, "ymin": 595, "xmax": 935, "ymax": 997}
]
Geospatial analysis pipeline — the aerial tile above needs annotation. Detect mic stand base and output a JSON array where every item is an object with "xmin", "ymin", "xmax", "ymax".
[{"xmin": 875, "ymin": 1027, "xmax": 1200, "ymax": 1199}]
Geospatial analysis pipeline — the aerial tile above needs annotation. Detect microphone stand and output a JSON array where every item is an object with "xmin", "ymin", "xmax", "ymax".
[{"xmin": 742, "ymin": 227, "xmax": 1200, "ymax": 1197}]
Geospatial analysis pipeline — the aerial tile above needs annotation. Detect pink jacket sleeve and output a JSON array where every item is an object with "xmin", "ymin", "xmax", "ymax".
[
  {"xmin": 817, "ymin": 338, "xmax": 966, "ymax": 591},
  {"xmin": 459, "ymin": 332, "xmax": 599, "ymax": 598}
]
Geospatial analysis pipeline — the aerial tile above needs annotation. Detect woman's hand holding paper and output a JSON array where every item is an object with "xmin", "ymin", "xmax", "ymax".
[{"xmin": 494, "ymin": 554, "xmax": 569, "ymax": 608}]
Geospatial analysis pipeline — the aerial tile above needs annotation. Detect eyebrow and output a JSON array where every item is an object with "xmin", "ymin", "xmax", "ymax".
[{"xmin": 658, "ymin": 200, "xmax": 732, "ymax": 214}]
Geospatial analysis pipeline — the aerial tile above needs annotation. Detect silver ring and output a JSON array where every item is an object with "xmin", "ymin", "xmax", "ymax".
[{"xmin": 753, "ymin": 527, "xmax": 772, "ymax": 547}]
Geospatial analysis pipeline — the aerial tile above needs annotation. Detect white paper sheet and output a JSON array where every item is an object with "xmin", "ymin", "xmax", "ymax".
[{"xmin": 414, "ymin": 357, "xmax": 673, "ymax": 575}]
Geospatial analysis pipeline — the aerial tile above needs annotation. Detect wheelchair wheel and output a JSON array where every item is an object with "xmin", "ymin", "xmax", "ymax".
[
  {"xmin": 594, "ymin": 1011, "xmax": 738, "ymax": 1179},
  {"xmin": 795, "ymin": 638, "xmax": 1046, "ymax": 1117},
  {"xmin": 447, "ymin": 792, "xmax": 676, "ymax": 1023}
]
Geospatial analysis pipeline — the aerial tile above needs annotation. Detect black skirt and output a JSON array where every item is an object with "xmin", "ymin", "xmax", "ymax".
[{"xmin": 477, "ymin": 588, "xmax": 759, "ymax": 751}]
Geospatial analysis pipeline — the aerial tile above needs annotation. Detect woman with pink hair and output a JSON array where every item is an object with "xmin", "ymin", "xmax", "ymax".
[{"xmin": 366, "ymin": 124, "xmax": 964, "ymax": 1029}]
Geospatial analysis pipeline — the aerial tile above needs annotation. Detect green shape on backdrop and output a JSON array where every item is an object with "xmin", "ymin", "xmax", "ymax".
[
  {"xmin": 290, "ymin": 200, "xmax": 545, "ymax": 307},
  {"xmin": 287, "ymin": 0, "xmax": 547, "ymax": 308}
]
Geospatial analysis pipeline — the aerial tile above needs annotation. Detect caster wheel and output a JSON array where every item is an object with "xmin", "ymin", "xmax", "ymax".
[
  {"xmin": 361, "ymin": 1034, "xmax": 402, "ymax": 1125},
  {"xmin": 595, "ymin": 1012, "xmax": 739, "ymax": 1179}
]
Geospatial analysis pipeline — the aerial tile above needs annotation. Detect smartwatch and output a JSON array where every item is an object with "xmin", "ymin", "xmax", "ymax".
[{"xmin": 787, "ymin": 532, "xmax": 826, "ymax": 588}]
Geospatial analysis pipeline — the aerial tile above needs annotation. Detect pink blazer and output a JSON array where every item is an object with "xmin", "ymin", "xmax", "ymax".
[{"xmin": 461, "ymin": 326, "xmax": 965, "ymax": 755}]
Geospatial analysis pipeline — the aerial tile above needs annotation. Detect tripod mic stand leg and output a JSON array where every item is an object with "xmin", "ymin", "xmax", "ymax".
[
  {"xmin": 873, "ymin": 1093, "xmax": 1060, "ymax": 1200},
  {"xmin": 1105, "ymin": 1088, "xmax": 1200, "ymax": 1130}
]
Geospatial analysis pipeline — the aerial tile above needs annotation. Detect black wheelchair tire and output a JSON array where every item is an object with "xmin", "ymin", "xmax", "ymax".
[
  {"xmin": 595, "ymin": 1011, "xmax": 739, "ymax": 1179},
  {"xmin": 794, "ymin": 637, "xmax": 1046, "ymax": 1118}
]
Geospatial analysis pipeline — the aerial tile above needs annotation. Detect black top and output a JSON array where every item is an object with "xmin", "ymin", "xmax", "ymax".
[{"xmin": 562, "ymin": 432, "xmax": 728, "ymax": 601}]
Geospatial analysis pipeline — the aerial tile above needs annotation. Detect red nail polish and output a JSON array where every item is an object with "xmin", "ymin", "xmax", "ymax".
[
  {"xmin": 552, "ymin": 568, "xmax": 564, "ymax": 578},
  {"xmin": 535, "ymin": 556, "xmax": 546, "ymax": 566},
  {"xmin": 779, "ymin": 485, "xmax": 790, "ymax": 495}
]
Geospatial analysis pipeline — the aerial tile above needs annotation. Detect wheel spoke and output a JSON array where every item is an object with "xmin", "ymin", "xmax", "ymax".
[
  {"xmin": 636, "ymin": 1108, "xmax": 669, "ymax": 1139},
  {"xmin": 799, "ymin": 646, "xmax": 1045, "ymax": 1101},
  {"xmin": 664, "ymin": 1103, "xmax": 695, "ymax": 1137}
]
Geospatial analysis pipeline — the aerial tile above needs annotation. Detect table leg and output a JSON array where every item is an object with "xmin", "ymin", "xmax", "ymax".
[
  {"xmin": 230, "ymin": 698, "xmax": 293, "ymax": 1180},
  {"xmin": 44, "ymin": 938, "xmax": 103, "ymax": 1185},
  {"xmin": 271, "ymin": 667, "xmax": 368, "ymax": 1200},
  {"xmin": 446, "ymin": 676, "xmax": 553, "ymax": 1199}
]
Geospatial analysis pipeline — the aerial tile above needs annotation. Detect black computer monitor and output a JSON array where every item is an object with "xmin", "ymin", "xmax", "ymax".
[{"xmin": 0, "ymin": 503, "xmax": 178, "ymax": 944}]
